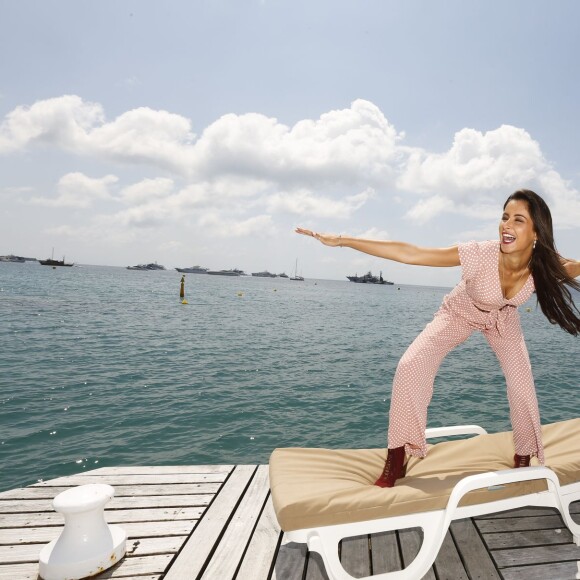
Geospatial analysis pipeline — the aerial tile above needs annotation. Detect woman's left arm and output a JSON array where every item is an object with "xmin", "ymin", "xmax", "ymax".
[{"xmin": 562, "ymin": 259, "xmax": 580, "ymax": 279}]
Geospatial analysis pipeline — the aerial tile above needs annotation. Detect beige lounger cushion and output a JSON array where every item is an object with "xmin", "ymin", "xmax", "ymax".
[{"xmin": 269, "ymin": 418, "xmax": 580, "ymax": 532}]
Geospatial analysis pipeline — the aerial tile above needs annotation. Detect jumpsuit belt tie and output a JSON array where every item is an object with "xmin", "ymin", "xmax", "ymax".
[{"xmin": 473, "ymin": 303, "xmax": 515, "ymax": 336}]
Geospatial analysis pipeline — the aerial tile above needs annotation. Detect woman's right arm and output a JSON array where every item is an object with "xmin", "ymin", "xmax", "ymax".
[{"xmin": 295, "ymin": 228, "xmax": 460, "ymax": 267}]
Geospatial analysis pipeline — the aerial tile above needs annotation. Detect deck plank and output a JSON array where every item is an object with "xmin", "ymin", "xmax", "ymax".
[
  {"xmin": 236, "ymin": 495, "xmax": 281, "ymax": 580},
  {"xmin": 370, "ymin": 530, "xmax": 403, "ymax": 574},
  {"xmin": 272, "ymin": 536, "xmax": 307, "ymax": 580},
  {"xmin": 91, "ymin": 554, "xmax": 174, "ymax": 578},
  {"xmin": 433, "ymin": 530, "xmax": 468, "ymax": 580},
  {"xmin": 0, "ymin": 555, "xmax": 173, "ymax": 580},
  {"xmin": 0, "ymin": 482, "xmax": 221, "ymax": 499},
  {"xmin": 449, "ymin": 519, "xmax": 501, "ymax": 579},
  {"xmin": 398, "ymin": 528, "xmax": 436, "ymax": 580},
  {"xmin": 484, "ymin": 527, "xmax": 573, "ymax": 549},
  {"xmin": 475, "ymin": 514, "xmax": 564, "ymax": 533},
  {"xmin": 1, "ymin": 520, "xmax": 196, "ymax": 544},
  {"xmin": 201, "ymin": 464, "xmax": 271, "ymax": 579},
  {"xmin": 501, "ymin": 561, "xmax": 580, "ymax": 580},
  {"xmin": 340, "ymin": 534, "xmax": 371, "ymax": 578},
  {"xmin": 2, "ymin": 506, "xmax": 204, "ymax": 528},
  {"xmin": 33, "ymin": 473, "xmax": 228, "ymax": 486},
  {"xmin": 81, "ymin": 465, "xmax": 233, "ymax": 475},
  {"xmin": 492, "ymin": 543, "xmax": 580, "ymax": 568},
  {"xmin": 163, "ymin": 464, "xmax": 256, "ymax": 580},
  {"xmin": 0, "ymin": 562, "xmax": 38, "ymax": 580},
  {"xmin": 304, "ymin": 551, "xmax": 330, "ymax": 580},
  {"xmin": 0, "ymin": 494, "xmax": 213, "ymax": 514},
  {"xmin": 0, "ymin": 535, "xmax": 185, "ymax": 564}
]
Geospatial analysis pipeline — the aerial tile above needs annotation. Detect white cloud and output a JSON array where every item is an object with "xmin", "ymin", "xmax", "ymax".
[
  {"xmin": 197, "ymin": 213, "xmax": 275, "ymax": 237},
  {"xmin": 159, "ymin": 240, "xmax": 182, "ymax": 251},
  {"xmin": 0, "ymin": 95, "xmax": 195, "ymax": 174},
  {"xmin": 405, "ymin": 195, "xmax": 455, "ymax": 224},
  {"xmin": 397, "ymin": 125, "xmax": 546, "ymax": 196},
  {"xmin": 120, "ymin": 177, "xmax": 175, "ymax": 205},
  {"xmin": 191, "ymin": 99, "xmax": 402, "ymax": 187},
  {"xmin": 0, "ymin": 95, "xmax": 103, "ymax": 153},
  {"xmin": 89, "ymin": 107, "xmax": 195, "ymax": 174},
  {"xmin": 266, "ymin": 187, "xmax": 374, "ymax": 218},
  {"xmin": 398, "ymin": 125, "xmax": 580, "ymax": 226},
  {"xmin": 2, "ymin": 95, "xmax": 580, "ymax": 235},
  {"xmin": 44, "ymin": 225, "xmax": 81, "ymax": 237},
  {"xmin": 538, "ymin": 171, "xmax": 580, "ymax": 228},
  {"xmin": 105, "ymin": 204, "xmax": 171, "ymax": 228},
  {"xmin": 355, "ymin": 226, "xmax": 390, "ymax": 239},
  {"xmin": 30, "ymin": 173, "xmax": 118, "ymax": 208},
  {"xmin": 0, "ymin": 96, "xmax": 402, "ymax": 189}
]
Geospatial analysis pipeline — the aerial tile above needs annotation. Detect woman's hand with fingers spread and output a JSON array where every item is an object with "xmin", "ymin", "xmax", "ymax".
[{"xmin": 295, "ymin": 227, "xmax": 342, "ymax": 247}]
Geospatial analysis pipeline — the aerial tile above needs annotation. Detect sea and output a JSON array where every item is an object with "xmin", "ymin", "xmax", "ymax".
[{"xmin": 0, "ymin": 262, "xmax": 578, "ymax": 493}]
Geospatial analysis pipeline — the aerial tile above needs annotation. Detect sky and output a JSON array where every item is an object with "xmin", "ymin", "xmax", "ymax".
[{"xmin": 1, "ymin": 0, "xmax": 580, "ymax": 286}]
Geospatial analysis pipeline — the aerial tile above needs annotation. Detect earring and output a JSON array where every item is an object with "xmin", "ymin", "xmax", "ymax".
[{"xmin": 533, "ymin": 240, "xmax": 537, "ymax": 249}]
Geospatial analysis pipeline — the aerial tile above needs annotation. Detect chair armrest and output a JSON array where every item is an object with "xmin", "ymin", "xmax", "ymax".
[
  {"xmin": 425, "ymin": 425, "xmax": 487, "ymax": 439},
  {"xmin": 444, "ymin": 466, "xmax": 560, "ymax": 528}
]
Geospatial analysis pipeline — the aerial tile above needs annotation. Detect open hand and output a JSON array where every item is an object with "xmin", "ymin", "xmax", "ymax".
[{"xmin": 295, "ymin": 227, "xmax": 342, "ymax": 247}]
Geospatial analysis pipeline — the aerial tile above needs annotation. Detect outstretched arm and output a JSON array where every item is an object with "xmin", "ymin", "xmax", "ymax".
[{"xmin": 295, "ymin": 228, "xmax": 460, "ymax": 267}]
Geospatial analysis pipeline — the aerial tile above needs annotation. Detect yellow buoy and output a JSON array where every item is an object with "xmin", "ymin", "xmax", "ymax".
[{"xmin": 182, "ymin": 299, "xmax": 189, "ymax": 305}]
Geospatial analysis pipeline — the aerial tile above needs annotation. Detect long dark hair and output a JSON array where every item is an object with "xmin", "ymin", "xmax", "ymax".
[{"xmin": 504, "ymin": 189, "xmax": 580, "ymax": 335}]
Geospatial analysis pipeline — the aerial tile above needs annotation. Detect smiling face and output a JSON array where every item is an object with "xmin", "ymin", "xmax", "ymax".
[{"xmin": 499, "ymin": 199, "xmax": 537, "ymax": 254}]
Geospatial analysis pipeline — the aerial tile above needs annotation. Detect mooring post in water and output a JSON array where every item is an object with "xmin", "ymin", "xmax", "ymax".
[{"xmin": 180, "ymin": 275, "xmax": 188, "ymax": 304}]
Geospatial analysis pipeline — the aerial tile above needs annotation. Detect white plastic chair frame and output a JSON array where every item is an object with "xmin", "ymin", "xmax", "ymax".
[{"xmin": 285, "ymin": 425, "xmax": 580, "ymax": 580}]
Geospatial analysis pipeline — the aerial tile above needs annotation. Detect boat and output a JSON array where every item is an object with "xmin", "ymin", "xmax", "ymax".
[
  {"xmin": 207, "ymin": 269, "xmax": 246, "ymax": 276},
  {"xmin": 126, "ymin": 263, "xmax": 166, "ymax": 271},
  {"xmin": 0, "ymin": 255, "xmax": 26, "ymax": 263},
  {"xmin": 346, "ymin": 271, "xmax": 393, "ymax": 285},
  {"xmin": 39, "ymin": 249, "xmax": 73, "ymax": 267},
  {"xmin": 175, "ymin": 266, "xmax": 209, "ymax": 274},
  {"xmin": 278, "ymin": 272, "xmax": 289, "ymax": 278},
  {"xmin": 251, "ymin": 271, "xmax": 277, "ymax": 278},
  {"xmin": 39, "ymin": 258, "xmax": 73, "ymax": 267},
  {"xmin": 289, "ymin": 259, "xmax": 304, "ymax": 281},
  {"xmin": 144, "ymin": 263, "xmax": 166, "ymax": 270}
]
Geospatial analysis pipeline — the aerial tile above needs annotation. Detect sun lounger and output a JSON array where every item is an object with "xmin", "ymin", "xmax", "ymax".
[{"xmin": 269, "ymin": 418, "xmax": 580, "ymax": 580}]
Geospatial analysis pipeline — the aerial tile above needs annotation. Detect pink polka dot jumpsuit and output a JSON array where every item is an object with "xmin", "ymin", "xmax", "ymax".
[{"xmin": 387, "ymin": 240, "xmax": 544, "ymax": 463}]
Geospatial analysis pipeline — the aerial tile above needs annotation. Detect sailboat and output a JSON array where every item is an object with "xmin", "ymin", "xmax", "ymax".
[
  {"xmin": 39, "ymin": 248, "xmax": 73, "ymax": 267},
  {"xmin": 289, "ymin": 259, "xmax": 304, "ymax": 281}
]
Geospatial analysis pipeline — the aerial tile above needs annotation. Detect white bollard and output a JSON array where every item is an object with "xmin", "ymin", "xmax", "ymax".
[{"xmin": 39, "ymin": 483, "xmax": 127, "ymax": 580}]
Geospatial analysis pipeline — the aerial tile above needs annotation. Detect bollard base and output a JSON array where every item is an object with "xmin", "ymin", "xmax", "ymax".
[{"xmin": 39, "ymin": 524, "xmax": 126, "ymax": 580}]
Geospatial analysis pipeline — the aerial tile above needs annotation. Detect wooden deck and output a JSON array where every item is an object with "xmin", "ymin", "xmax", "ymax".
[{"xmin": 1, "ymin": 465, "xmax": 579, "ymax": 579}]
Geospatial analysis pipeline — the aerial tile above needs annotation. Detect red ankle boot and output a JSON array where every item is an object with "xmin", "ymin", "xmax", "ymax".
[
  {"xmin": 514, "ymin": 454, "xmax": 531, "ymax": 467},
  {"xmin": 374, "ymin": 446, "xmax": 407, "ymax": 488}
]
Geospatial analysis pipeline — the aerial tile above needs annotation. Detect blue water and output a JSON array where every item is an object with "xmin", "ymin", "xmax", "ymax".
[{"xmin": 0, "ymin": 262, "xmax": 578, "ymax": 492}]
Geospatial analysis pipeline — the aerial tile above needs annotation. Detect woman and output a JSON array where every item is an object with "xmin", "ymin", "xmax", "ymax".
[{"xmin": 297, "ymin": 190, "xmax": 580, "ymax": 487}]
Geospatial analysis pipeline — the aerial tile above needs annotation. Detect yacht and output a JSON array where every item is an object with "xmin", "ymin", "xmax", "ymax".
[
  {"xmin": 251, "ymin": 271, "xmax": 277, "ymax": 278},
  {"xmin": 175, "ymin": 266, "xmax": 209, "ymax": 274}
]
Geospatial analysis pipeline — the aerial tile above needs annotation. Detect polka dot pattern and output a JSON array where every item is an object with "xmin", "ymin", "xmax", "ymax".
[{"xmin": 387, "ymin": 240, "xmax": 544, "ymax": 464}]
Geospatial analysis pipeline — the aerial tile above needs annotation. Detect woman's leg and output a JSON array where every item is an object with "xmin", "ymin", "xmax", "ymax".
[
  {"xmin": 387, "ymin": 308, "xmax": 473, "ymax": 457},
  {"xmin": 484, "ymin": 321, "xmax": 544, "ymax": 464}
]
